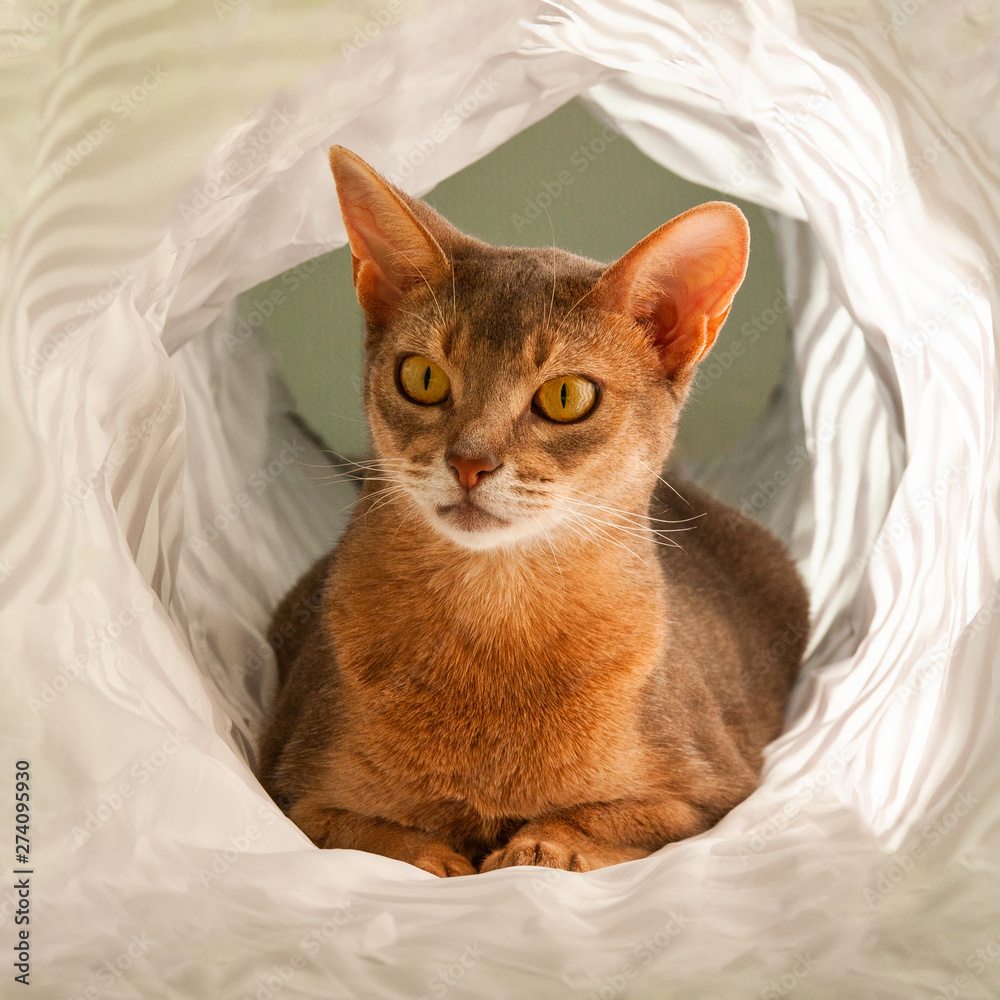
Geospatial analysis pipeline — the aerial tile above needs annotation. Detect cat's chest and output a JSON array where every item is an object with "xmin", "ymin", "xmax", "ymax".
[
  {"xmin": 328, "ymin": 567, "xmax": 666, "ymax": 815},
  {"xmin": 350, "ymin": 660, "xmax": 651, "ymax": 817}
]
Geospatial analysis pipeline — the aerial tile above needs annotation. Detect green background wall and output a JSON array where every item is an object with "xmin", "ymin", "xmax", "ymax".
[{"xmin": 238, "ymin": 98, "xmax": 789, "ymax": 462}]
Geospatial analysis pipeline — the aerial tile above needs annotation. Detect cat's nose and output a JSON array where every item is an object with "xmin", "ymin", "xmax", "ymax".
[{"xmin": 446, "ymin": 451, "xmax": 501, "ymax": 492}]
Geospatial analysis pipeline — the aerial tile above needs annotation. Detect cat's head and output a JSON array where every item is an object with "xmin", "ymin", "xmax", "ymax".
[{"xmin": 329, "ymin": 146, "xmax": 749, "ymax": 552}]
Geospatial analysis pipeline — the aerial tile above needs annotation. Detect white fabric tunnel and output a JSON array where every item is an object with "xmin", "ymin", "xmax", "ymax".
[{"xmin": 3, "ymin": 0, "xmax": 1000, "ymax": 996}]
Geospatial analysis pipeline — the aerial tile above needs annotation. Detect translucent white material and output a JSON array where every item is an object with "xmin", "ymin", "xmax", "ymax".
[{"xmin": 3, "ymin": 0, "xmax": 1000, "ymax": 995}]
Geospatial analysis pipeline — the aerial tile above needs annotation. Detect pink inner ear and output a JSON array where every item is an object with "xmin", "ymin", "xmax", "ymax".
[
  {"xmin": 329, "ymin": 146, "xmax": 450, "ymax": 321},
  {"xmin": 650, "ymin": 296, "xmax": 680, "ymax": 351},
  {"xmin": 352, "ymin": 252, "xmax": 404, "ymax": 320},
  {"xmin": 644, "ymin": 282, "xmax": 711, "ymax": 374},
  {"xmin": 598, "ymin": 202, "xmax": 750, "ymax": 377},
  {"xmin": 655, "ymin": 298, "xmax": 679, "ymax": 338}
]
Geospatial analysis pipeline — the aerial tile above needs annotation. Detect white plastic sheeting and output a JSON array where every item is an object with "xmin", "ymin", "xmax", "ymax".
[{"xmin": 3, "ymin": 0, "xmax": 1000, "ymax": 996}]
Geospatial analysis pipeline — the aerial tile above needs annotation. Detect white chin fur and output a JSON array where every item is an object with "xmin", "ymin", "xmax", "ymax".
[
  {"xmin": 432, "ymin": 517, "xmax": 545, "ymax": 552},
  {"xmin": 410, "ymin": 495, "xmax": 561, "ymax": 552}
]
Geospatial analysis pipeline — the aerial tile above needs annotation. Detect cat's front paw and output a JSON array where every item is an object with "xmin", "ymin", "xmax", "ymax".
[
  {"xmin": 410, "ymin": 841, "xmax": 477, "ymax": 878},
  {"xmin": 479, "ymin": 825, "xmax": 649, "ymax": 873}
]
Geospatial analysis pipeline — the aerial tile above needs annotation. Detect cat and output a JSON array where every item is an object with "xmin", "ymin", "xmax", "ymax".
[{"xmin": 256, "ymin": 145, "xmax": 809, "ymax": 877}]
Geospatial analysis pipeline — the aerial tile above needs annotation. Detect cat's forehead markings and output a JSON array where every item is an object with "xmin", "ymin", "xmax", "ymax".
[
  {"xmin": 531, "ymin": 306, "xmax": 596, "ymax": 370},
  {"xmin": 440, "ymin": 322, "xmax": 457, "ymax": 359},
  {"xmin": 531, "ymin": 332, "xmax": 551, "ymax": 372},
  {"xmin": 436, "ymin": 249, "xmax": 605, "ymax": 376}
]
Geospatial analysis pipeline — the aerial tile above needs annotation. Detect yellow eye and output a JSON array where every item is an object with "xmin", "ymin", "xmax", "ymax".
[
  {"xmin": 399, "ymin": 355, "xmax": 450, "ymax": 404},
  {"xmin": 534, "ymin": 375, "xmax": 597, "ymax": 423}
]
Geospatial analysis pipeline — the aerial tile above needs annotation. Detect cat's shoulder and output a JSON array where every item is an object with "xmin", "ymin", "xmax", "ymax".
[
  {"xmin": 268, "ymin": 549, "xmax": 338, "ymax": 681},
  {"xmin": 652, "ymin": 473, "xmax": 808, "ymax": 618}
]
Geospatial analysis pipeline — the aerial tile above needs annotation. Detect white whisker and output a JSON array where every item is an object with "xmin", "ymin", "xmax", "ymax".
[
  {"xmin": 390, "ymin": 499, "xmax": 422, "ymax": 542},
  {"xmin": 362, "ymin": 486, "xmax": 413, "ymax": 519},
  {"xmin": 559, "ymin": 484, "xmax": 704, "ymax": 526},
  {"xmin": 564, "ymin": 509, "xmax": 649, "ymax": 564},
  {"xmin": 563, "ymin": 505, "xmax": 682, "ymax": 553},
  {"xmin": 335, "ymin": 481, "xmax": 406, "ymax": 515},
  {"xmin": 639, "ymin": 460, "xmax": 689, "ymax": 504},
  {"xmin": 540, "ymin": 526, "xmax": 565, "ymax": 588}
]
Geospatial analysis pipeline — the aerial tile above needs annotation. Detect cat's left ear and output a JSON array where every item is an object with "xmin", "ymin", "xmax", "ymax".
[
  {"xmin": 594, "ymin": 202, "xmax": 750, "ymax": 381},
  {"xmin": 329, "ymin": 146, "xmax": 454, "ymax": 324}
]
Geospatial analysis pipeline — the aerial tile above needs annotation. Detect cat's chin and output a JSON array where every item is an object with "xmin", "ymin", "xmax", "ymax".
[
  {"xmin": 436, "ymin": 498, "xmax": 508, "ymax": 532},
  {"xmin": 428, "ymin": 500, "xmax": 546, "ymax": 552}
]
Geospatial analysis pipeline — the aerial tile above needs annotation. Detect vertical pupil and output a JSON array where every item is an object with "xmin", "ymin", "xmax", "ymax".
[
  {"xmin": 423, "ymin": 366, "xmax": 431, "ymax": 391},
  {"xmin": 560, "ymin": 381, "xmax": 567, "ymax": 408}
]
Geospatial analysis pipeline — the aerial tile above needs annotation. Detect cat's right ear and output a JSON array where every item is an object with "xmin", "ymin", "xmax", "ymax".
[
  {"xmin": 329, "ymin": 146, "xmax": 452, "ymax": 324},
  {"xmin": 594, "ymin": 202, "xmax": 750, "ymax": 384}
]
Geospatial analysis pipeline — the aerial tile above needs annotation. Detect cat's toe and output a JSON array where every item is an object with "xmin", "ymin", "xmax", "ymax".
[
  {"xmin": 412, "ymin": 843, "xmax": 476, "ymax": 878},
  {"xmin": 480, "ymin": 831, "xmax": 651, "ymax": 873},
  {"xmin": 479, "ymin": 837, "xmax": 592, "ymax": 873}
]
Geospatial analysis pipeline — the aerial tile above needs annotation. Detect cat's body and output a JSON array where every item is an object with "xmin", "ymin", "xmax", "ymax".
[{"xmin": 257, "ymin": 147, "xmax": 809, "ymax": 875}]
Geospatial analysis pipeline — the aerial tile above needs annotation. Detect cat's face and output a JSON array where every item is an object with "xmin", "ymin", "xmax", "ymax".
[
  {"xmin": 329, "ymin": 147, "xmax": 749, "ymax": 552},
  {"xmin": 362, "ymin": 248, "xmax": 678, "ymax": 550}
]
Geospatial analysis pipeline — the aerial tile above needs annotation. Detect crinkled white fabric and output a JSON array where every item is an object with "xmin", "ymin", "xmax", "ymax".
[{"xmin": 2, "ymin": 0, "xmax": 1000, "ymax": 996}]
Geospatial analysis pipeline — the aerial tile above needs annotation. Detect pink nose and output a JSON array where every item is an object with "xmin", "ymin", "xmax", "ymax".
[{"xmin": 447, "ymin": 452, "xmax": 500, "ymax": 491}]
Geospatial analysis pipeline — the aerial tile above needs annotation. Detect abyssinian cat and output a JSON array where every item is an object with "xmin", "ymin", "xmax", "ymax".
[{"xmin": 257, "ymin": 145, "xmax": 809, "ymax": 876}]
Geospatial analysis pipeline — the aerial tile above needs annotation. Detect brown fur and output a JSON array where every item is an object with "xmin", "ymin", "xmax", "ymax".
[{"xmin": 256, "ymin": 148, "xmax": 809, "ymax": 876}]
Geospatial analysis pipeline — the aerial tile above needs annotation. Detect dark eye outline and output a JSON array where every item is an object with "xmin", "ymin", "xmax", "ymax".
[
  {"xmin": 397, "ymin": 354, "xmax": 450, "ymax": 406},
  {"xmin": 531, "ymin": 375, "xmax": 600, "ymax": 424}
]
